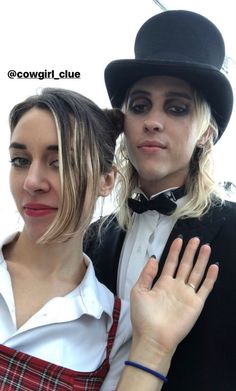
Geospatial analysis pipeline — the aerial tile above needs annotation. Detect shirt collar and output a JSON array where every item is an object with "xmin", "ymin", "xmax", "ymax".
[
  {"xmin": 0, "ymin": 232, "xmax": 116, "ymax": 329},
  {"xmin": 74, "ymin": 253, "xmax": 116, "ymax": 320},
  {"xmin": 0, "ymin": 232, "xmax": 19, "ymax": 266},
  {"xmin": 133, "ymin": 186, "xmax": 182, "ymax": 200}
]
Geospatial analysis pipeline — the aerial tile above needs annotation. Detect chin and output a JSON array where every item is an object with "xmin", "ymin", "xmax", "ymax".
[{"xmin": 139, "ymin": 169, "xmax": 167, "ymax": 182}]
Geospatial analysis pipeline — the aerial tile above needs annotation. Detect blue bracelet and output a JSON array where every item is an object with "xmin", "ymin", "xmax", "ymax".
[{"xmin": 124, "ymin": 360, "xmax": 168, "ymax": 383}]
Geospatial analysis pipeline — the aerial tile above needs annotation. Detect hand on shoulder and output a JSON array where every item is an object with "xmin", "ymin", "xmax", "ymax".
[{"xmin": 131, "ymin": 236, "xmax": 219, "ymax": 356}]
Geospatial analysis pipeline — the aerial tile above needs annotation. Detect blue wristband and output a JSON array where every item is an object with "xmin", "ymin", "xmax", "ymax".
[{"xmin": 124, "ymin": 360, "xmax": 168, "ymax": 383}]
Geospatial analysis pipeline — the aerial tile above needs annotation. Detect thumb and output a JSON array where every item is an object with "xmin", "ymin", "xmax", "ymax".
[{"xmin": 135, "ymin": 256, "xmax": 159, "ymax": 291}]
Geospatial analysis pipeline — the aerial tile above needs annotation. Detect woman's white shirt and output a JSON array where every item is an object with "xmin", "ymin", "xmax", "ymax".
[{"xmin": 0, "ymin": 233, "xmax": 131, "ymax": 391}]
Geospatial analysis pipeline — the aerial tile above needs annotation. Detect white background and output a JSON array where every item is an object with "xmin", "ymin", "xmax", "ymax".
[{"xmin": 0, "ymin": 0, "xmax": 235, "ymax": 234}]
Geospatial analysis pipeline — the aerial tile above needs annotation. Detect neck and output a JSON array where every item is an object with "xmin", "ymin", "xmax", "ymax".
[
  {"xmin": 140, "ymin": 177, "xmax": 186, "ymax": 198},
  {"xmin": 4, "ymin": 229, "xmax": 85, "ymax": 284}
]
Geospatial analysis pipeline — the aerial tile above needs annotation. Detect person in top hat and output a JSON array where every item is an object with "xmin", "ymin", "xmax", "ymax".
[{"xmin": 84, "ymin": 10, "xmax": 236, "ymax": 391}]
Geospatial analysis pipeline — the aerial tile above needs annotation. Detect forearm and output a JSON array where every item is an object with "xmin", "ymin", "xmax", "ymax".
[{"xmin": 116, "ymin": 337, "xmax": 173, "ymax": 390}]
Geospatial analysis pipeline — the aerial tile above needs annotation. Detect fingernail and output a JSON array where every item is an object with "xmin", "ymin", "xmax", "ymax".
[
  {"xmin": 177, "ymin": 234, "xmax": 183, "ymax": 239},
  {"xmin": 151, "ymin": 254, "xmax": 156, "ymax": 259}
]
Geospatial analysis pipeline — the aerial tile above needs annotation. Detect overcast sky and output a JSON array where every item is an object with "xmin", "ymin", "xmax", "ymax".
[{"xmin": 0, "ymin": 0, "xmax": 235, "ymax": 234}]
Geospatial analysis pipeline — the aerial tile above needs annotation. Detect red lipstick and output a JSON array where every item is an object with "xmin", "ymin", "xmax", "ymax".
[{"xmin": 23, "ymin": 203, "xmax": 58, "ymax": 217}]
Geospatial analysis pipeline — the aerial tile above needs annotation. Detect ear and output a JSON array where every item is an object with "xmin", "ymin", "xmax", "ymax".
[
  {"xmin": 197, "ymin": 126, "xmax": 213, "ymax": 147},
  {"xmin": 98, "ymin": 165, "xmax": 117, "ymax": 197}
]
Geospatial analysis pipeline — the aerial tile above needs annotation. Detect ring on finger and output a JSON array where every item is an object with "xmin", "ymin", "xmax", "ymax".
[{"xmin": 187, "ymin": 282, "xmax": 196, "ymax": 291}]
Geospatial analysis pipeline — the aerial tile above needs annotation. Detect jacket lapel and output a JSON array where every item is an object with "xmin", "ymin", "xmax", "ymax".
[{"xmin": 159, "ymin": 205, "xmax": 226, "ymax": 273}]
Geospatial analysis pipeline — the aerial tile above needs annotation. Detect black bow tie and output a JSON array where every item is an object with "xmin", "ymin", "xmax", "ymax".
[{"xmin": 128, "ymin": 186, "xmax": 186, "ymax": 215}]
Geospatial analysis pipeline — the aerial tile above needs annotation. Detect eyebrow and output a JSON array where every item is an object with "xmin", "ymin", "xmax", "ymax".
[
  {"xmin": 129, "ymin": 89, "xmax": 193, "ymax": 101},
  {"xmin": 166, "ymin": 91, "xmax": 193, "ymax": 100},
  {"xmin": 9, "ymin": 142, "xmax": 58, "ymax": 151}
]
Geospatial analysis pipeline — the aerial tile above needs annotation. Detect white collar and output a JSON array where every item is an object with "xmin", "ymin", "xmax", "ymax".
[
  {"xmin": 0, "ymin": 232, "xmax": 116, "ymax": 331},
  {"xmin": 132, "ymin": 186, "xmax": 181, "ymax": 200}
]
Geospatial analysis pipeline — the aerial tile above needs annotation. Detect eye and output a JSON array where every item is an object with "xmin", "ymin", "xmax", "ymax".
[
  {"xmin": 128, "ymin": 98, "xmax": 151, "ymax": 114},
  {"xmin": 50, "ymin": 160, "xmax": 59, "ymax": 169},
  {"xmin": 10, "ymin": 157, "xmax": 30, "ymax": 168},
  {"xmin": 166, "ymin": 104, "xmax": 189, "ymax": 116}
]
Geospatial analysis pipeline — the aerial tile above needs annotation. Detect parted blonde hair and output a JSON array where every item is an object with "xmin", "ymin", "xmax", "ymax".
[
  {"xmin": 115, "ymin": 89, "xmax": 224, "ymax": 230},
  {"xmin": 9, "ymin": 88, "xmax": 123, "ymax": 243}
]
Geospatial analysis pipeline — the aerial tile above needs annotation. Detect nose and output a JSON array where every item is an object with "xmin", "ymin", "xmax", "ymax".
[
  {"xmin": 23, "ymin": 162, "xmax": 50, "ymax": 194},
  {"xmin": 143, "ymin": 112, "xmax": 164, "ymax": 133}
]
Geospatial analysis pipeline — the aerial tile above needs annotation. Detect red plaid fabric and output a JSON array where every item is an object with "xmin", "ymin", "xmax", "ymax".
[{"xmin": 0, "ymin": 297, "xmax": 121, "ymax": 390}]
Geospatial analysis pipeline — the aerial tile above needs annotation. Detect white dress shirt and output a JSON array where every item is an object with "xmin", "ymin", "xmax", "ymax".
[
  {"xmin": 0, "ymin": 233, "xmax": 131, "ymax": 391},
  {"xmin": 118, "ymin": 188, "xmax": 186, "ymax": 299}
]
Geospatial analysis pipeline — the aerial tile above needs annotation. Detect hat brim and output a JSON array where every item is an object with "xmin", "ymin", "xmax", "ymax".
[{"xmin": 105, "ymin": 59, "xmax": 233, "ymax": 141}]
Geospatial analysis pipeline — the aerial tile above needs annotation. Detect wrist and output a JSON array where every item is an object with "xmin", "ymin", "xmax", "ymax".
[
  {"xmin": 124, "ymin": 361, "xmax": 168, "ymax": 383},
  {"xmin": 129, "ymin": 335, "xmax": 174, "ymax": 374}
]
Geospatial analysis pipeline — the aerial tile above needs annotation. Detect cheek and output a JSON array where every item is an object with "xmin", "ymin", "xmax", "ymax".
[
  {"xmin": 9, "ymin": 176, "xmax": 24, "ymax": 215},
  {"xmin": 124, "ymin": 136, "xmax": 136, "ymax": 163},
  {"xmin": 175, "ymin": 138, "xmax": 196, "ymax": 165},
  {"xmin": 9, "ymin": 170, "xmax": 21, "ymax": 200},
  {"xmin": 124, "ymin": 115, "xmax": 138, "ymax": 139},
  {"xmin": 175, "ymin": 123, "xmax": 198, "ymax": 152},
  {"xmin": 53, "ymin": 177, "xmax": 61, "ymax": 197},
  {"xmin": 124, "ymin": 121, "xmax": 138, "ymax": 155},
  {"xmin": 185, "ymin": 133, "xmax": 199, "ymax": 156}
]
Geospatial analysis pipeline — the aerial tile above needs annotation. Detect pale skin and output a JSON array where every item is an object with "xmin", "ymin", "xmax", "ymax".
[
  {"xmin": 5, "ymin": 108, "xmax": 115, "ymax": 328},
  {"xmin": 117, "ymin": 237, "xmax": 219, "ymax": 390},
  {"xmin": 4, "ymin": 107, "xmax": 218, "ymax": 389},
  {"xmin": 124, "ymin": 75, "xmax": 212, "ymax": 197}
]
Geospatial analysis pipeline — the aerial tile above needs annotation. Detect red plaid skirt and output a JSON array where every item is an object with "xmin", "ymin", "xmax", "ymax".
[{"xmin": 0, "ymin": 297, "xmax": 121, "ymax": 390}]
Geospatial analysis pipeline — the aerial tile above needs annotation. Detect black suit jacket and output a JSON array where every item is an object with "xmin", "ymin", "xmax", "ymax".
[{"xmin": 84, "ymin": 201, "xmax": 236, "ymax": 390}]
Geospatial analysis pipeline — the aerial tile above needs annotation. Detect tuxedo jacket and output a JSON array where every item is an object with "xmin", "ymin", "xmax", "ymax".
[{"xmin": 84, "ymin": 201, "xmax": 236, "ymax": 390}]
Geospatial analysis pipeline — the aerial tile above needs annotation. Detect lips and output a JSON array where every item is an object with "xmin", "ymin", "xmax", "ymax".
[
  {"xmin": 138, "ymin": 140, "xmax": 167, "ymax": 151},
  {"xmin": 23, "ymin": 203, "xmax": 58, "ymax": 217}
]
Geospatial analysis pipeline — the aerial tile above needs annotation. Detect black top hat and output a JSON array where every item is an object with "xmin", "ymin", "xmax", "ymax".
[{"xmin": 105, "ymin": 10, "xmax": 233, "ymax": 141}]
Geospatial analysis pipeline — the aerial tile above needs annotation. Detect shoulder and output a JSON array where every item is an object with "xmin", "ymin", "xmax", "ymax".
[
  {"xmin": 208, "ymin": 200, "xmax": 236, "ymax": 248},
  {"xmin": 222, "ymin": 199, "xmax": 236, "ymax": 211},
  {"xmin": 87, "ymin": 214, "xmax": 122, "ymax": 234},
  {"xmin": 212, "ymin": 199, "xmax": 236, "ymax": 220},
  {"xmin": 84, "ymin": 214, "xmax": 124, "ymax": 250},
  {"xmin": 202, "ymin": 200, "xmax": 236, "ymax": 235}
]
